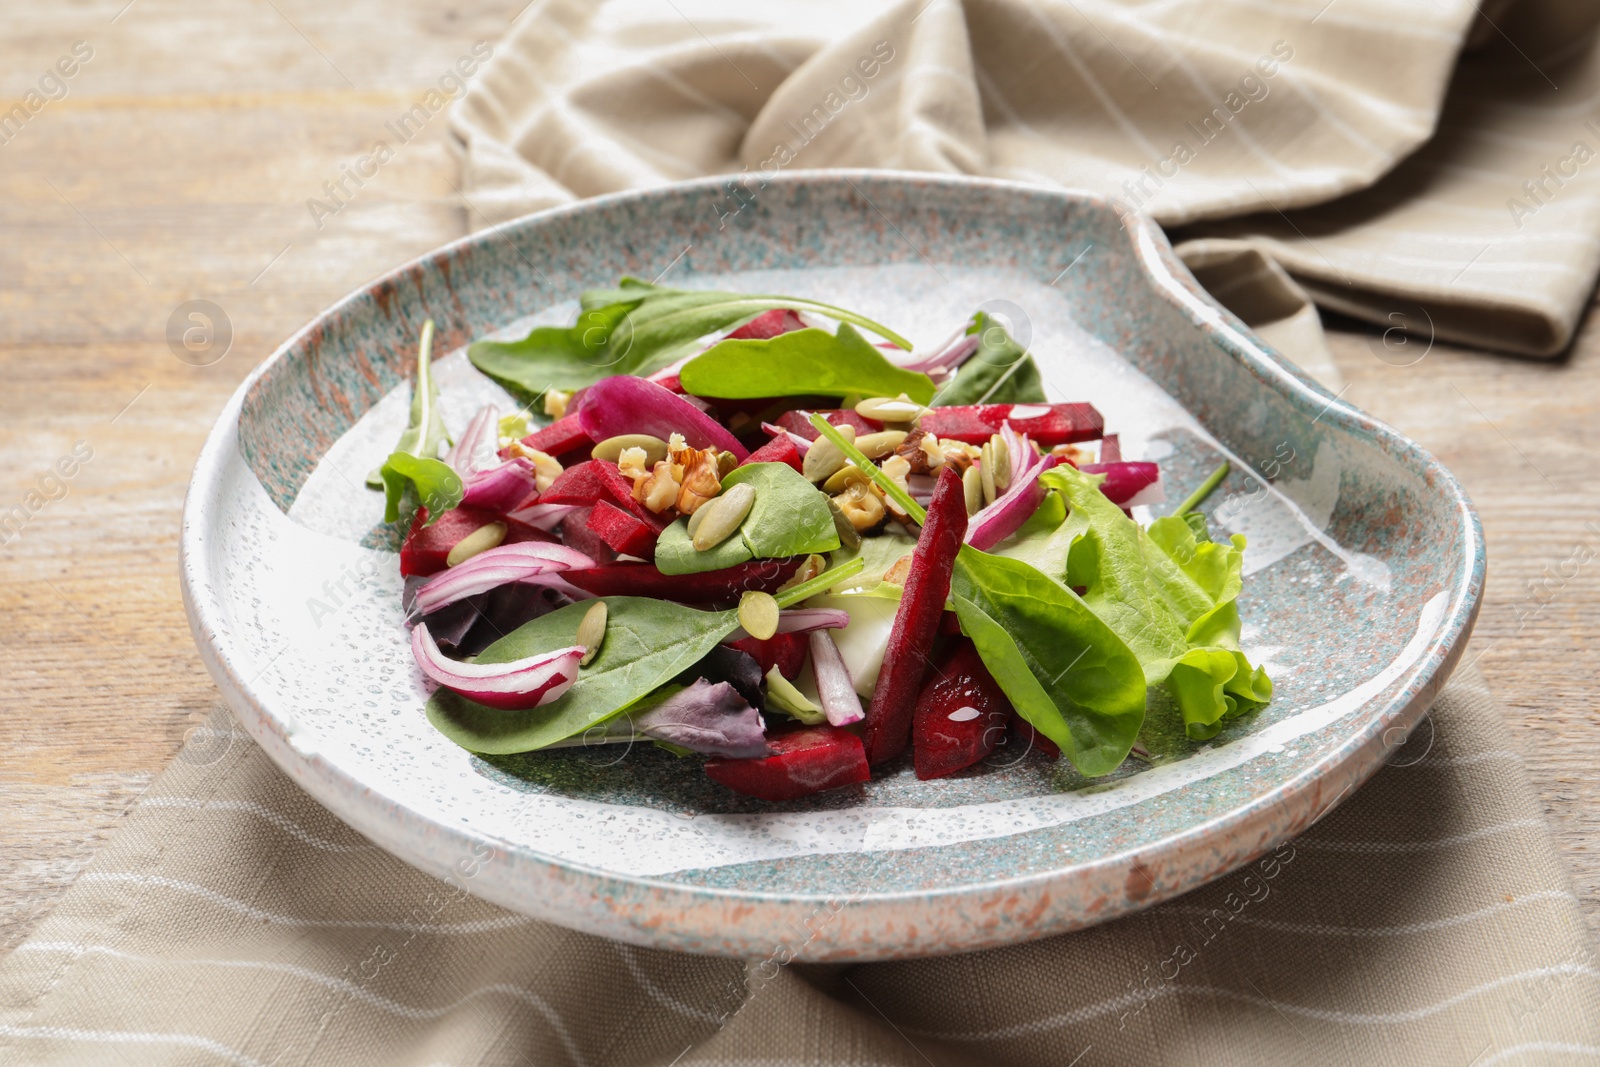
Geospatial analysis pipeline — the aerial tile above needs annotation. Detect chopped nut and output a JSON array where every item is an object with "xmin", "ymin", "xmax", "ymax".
[
  {"xmin": 880, "ymin": 454, "xmax": 913, "ymax": 519},
  {"xmin": 576, "ymin": 601, "xmax": 607, "ymax": 666},
  {"xmin": 882, "ymin": 553, "xmax": 913, "ymax": 586},
  {"xmin": 668, "ymin": 432, "xmax": 688, "ymax": 452},
  {"xmin": 777, "ymin": 553, "xmax": 827, "ymax": 593},
  {"xmin": 693, "ymin": 482, "xmax": 755, "ymax": 550},
  {"xmin": 592, "ymin": 434, "xmax": 669, "ymax": 466},
  {"xmin": 543, "ymin": 389, "xmax": 572, "ymax": 419},
  {"xmin": 939, "ymin": 438, "xmax": 983, "ymax": 471},
  {"xmin": 673, "ymin": 445, "xmax": 724, "ymax": 514},
  {"xmin": 856, "ymin": 393, "xmax": 926, "ymax": 423},
  {"xmin": 826, "ymin": 496, "xmax": 862, "ymax": 550},
  {"xmin": 636, "ymin": 460, "xmax": 682, "ymax": 513},
  {"xmin": 894, "ymin": 431, "xmax": 944, "ymax": 475},
  {"xmin": 1051, "ymin": 442, "xmax": 1094, "ymax": 465},
  {"xmin": 738, "ymin": 590, "xmax": 780, "ymax": 641},
  {"xmin": 803, "ymin": 423, "xmax": 856, "ymax": 483},
  {"xmin": 832, "ymin": 481, "xmax": 886, "ymax": 532},
  {"xmin": 617, "ymin": 446, "xmax": 650, "ymax": 481},
  {"xmin": 506, "ymin": 441, "xmax": 564, "ymax": 491},
  {"xmin": 963, "ymin": 464, "xmax": 984, "ymax": 515},
  {"xmin": 855, "ymin": 430, "xmax": 908, "ymax": 460},
  {"xmin": 445, "ymin": 522, "xmax": 506, "ymax": 567}
]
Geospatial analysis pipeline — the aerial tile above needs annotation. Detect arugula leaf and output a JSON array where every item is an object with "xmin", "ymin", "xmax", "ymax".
[
  {"xmin": 427, "ymin": 596, "xmax": 742, "ymax": 754},
  {"xmin": 653, "ymin": 462, "xmax": 841, "ymax": 575},
  {"xmin": 950, "ymin": 547, "xmax": 1147, "ymax": 777},
  {"xmin": 1045, "ymin": 464, "xmax": 1272, "ymax": 739},
  {"xmin": 379, "ymin": 453, "xmax": 463, "ymax": 524},
  {"xmin": 368, "ymin": 319, "xmax": 451, "ymax": 487},
  {"xmin": 679, "ymin": 324, "xmax": 935, "ymax": 404},
  {"xmin": 468, "ymin": 279, "xmax": 913, "ymax": 403},
  {"xmin": 931, "ymin": 311, "xmax": 1048, "ymax": 406}
]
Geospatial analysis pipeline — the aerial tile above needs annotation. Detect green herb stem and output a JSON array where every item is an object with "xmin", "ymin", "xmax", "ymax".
[
  {"xmin": 807, "ymin": 414, "xmax": 929, "ymax": 525},
  {"xmin": 1173, "ymin": 461, "xmax": 1230, "ymax": 516},
  {"xmin": 775, "ymin": 556, "xmax": 865, "ymax": 608}
]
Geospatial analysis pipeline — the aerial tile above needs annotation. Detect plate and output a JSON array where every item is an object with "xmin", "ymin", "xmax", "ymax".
[{"xmin": 180, "ymin": 172, "xmax": 1482, "ymax": 960}]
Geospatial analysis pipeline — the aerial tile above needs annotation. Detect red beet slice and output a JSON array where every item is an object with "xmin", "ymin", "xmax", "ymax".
[
  {"xmin": 726, "ymin": 632, "xmax": 807, "ymax": 680},
  {"xmin": 1008, "ymin": 710, "xmax": 1061, "ymax": 760},
  {"xmin": 564, "ymin": 556, "xmax": 801, "ymax": 603},
  {"xmin": 1100, "ymin": 433, "xmax": 1121, "ymax": 463},
  {"xmin": 918, "ymin": 402, "xmax": 1103, "ymax": 446},
  {"xmin": 705, "ymin": 726, "xmax": 869, "ymax": 801},
  {"xmin": 559, "ymin": 507, "xmax": 616, "ymax": 566},
  {"xmin": 912, "ymin": 638, "xmax": 1012, "ymax": 780},
  {"xmin": 741, "ymin": 434, "xmax": 804, "ymax": 473},
  {"xmin": 586, "ymin": 500, "xmax": 659, "ymax": 559},
  {"xmin": 1078, "ymin": 461, "xmax": 1161, "ymax": 505},
  {"xmin": 400, "ymin": 506, "xmax": 540, "ymax": 577},
  {"xmin": 540, "ymin": 460, "xmax": 669, "ymax": 532},
  {"xmin": 726, "ymin": 308, "xmax": 806, "ymax": 340},
  {"xmin": 516, "ymin": 413, "xmax": 591, "ymax": 458},
  {"xmin": 775, "ymin": 409, "xmax": 882, "ymax": 442},
  {"xmin": 862, "ymin": 466, "xmax": 969, "ymax": 765}
]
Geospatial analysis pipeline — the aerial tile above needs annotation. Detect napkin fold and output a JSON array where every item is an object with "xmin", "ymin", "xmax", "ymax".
[
  {"xmin": 1, "ymin": 667, "xmax": 1595, "ymax": 1066},
  {"xmin": 452, "ymin": 0, "xmax": 1600, "ymax": 357}
]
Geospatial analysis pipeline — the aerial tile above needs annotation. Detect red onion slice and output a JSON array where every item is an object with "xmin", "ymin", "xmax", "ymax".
[
  {"xmin": 809, "ymin": 630, "xmax": 864, "ymax": 726},
  {"xmin": 726, "ymin": 607, "xmax": 851, "ymax": 644},
  {"xmin": 411, "ymin": 623, "xmax": 583, "ymax": 710},
  {"xmin": 414, "ymin": 542, "xmax": 595, "ymax": 616},
  {"xmin": 461, "ymin": 458, "xmax": 538, "ymax": 513},
  {"xmin": 1080, "ymin": 461, "xmax": 1164, "ymax": 505},
  {"xmin": 967, "ymin": 454, "xmax": 1062, "ymax": 551},
  {"xmin": 579, "ymin": 375, "xmax": 748, "ymax": 459},
  {"xmin": 446, "ymin": 404, "xmax": 500, "ymax": 476}
]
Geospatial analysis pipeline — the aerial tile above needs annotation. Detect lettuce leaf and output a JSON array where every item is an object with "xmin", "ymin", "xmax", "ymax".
[{"xmin": 1043, "ymin": 464, "xmax": 1272, "ymax": 739}]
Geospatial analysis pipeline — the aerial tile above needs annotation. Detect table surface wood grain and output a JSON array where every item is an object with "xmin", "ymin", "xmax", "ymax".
[{"xmin": 3, "ymin": 2, "xmax": 1597, "ymax": 954}]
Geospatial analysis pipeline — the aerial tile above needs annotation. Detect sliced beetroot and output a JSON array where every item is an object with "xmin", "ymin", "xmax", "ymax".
[
  {"xmin": 775, "ymin": 408, "xmax": 882, "ymax": 442},
  {"xmin": 704, "ymin": 725, "xmax": 869, "ymax": 802},
  {"xmin": 726, "ymin": 308, "xmax": 806, "ymax": 340},
  {"xmin": 862, "ymin": 466, "xmax": 969, "ymax": 765},
  {"xmin": 586, "ymin": 500, "xmax": 658, "ymax": 559},
  {"xmin": 516, "ymin": 413, "xmax": 591, "ymax": 458},
  {"xmin": 912, "ymin": 638, "xmax": 1012, "ymax": 780},
  {"xmin": 559, "ymin": 507, "xmax": 616, "ymax": 566},
  {"xmin": 1009, "ymin": 710, "xmax": 1061, "ymax": 760},
  {"xmin": 540, "ymin": 460, "xmax": 669, "ymax": 532},
  {"xmin": 726, "ymin": 631, "xmax": 807, "ymax": 680},
  {"xmin": 1079, "ymin": 461, "xmax": 1162, "ymax": 506},
  {"xmin": 741, "ymin": 434, "xmax": 804, "ymax": 473},
  {"xmin": 401, "ymin": 505, "xmax": 527, "ymax": 578},
  {"xmin": 564, "ymin": 556, "xmax": 801, "ymax": 603},
  {"xmin": 1100, "ymin": 433, "xmax": 1121, "ymax": 463},
  {"xmin": 918, "ymin": 402, "xmax": 1103, "ymax": 446}
]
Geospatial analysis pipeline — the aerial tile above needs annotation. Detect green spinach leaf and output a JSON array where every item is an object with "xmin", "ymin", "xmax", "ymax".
[
  {"xmin": 932, "ymin": 311, "xmax": 1048, "ymax": 406},
  {"xmin": 427, "ymin": 597, "xmax": 742, "ymax": 754},
  {"xmin": 679, "ymin": 323, "xmax": 935, "ymax": 403},
  {"xmin": 379, "ymin": 453, "xmax": 463, "ymax": 524},
  {"xmin": 950, "ymin": 547, "xmax": 1147, "ymax": 777},
  {"xmin": 1046, "ymin": 464, "xmax": 1272, "ymax": 739},
  {"xmin": 468, "ymin": 279, "xmax": 913, "ymax": 403},
  {"xmin": 654, "ymin": 462, "xmax": 841, "ymax": 575}
]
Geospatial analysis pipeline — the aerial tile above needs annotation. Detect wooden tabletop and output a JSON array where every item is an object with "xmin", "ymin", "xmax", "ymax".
[{"xmin": 3, "ymin": 3, "xmax": 1597, "ymax": 953}]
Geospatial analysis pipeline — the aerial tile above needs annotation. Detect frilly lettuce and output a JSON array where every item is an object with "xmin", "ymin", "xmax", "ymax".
[{"xmin": 1041, "ymin": 464, "xmax": 1273, "ymax": 740}]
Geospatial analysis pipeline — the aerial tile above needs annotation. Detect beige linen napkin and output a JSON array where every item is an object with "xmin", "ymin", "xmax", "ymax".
[
  {"xmin": 452, "ymin": 0, "xmax": 1600, "ymax": 357},
  {"xmin": 1, "ymin": 666, "xmax": 1595, "ymax": 1066}
]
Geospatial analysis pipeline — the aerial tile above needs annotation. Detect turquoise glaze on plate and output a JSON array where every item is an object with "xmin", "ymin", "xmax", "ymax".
[{"xmin": 180, "ymin": 172, "xmax": 1482, "ymax": 960}]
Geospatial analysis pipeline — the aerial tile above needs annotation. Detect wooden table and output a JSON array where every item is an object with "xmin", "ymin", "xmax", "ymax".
[{"xmin": 3, "ymin": 2, "xmax": 1597, "ymax": 953}]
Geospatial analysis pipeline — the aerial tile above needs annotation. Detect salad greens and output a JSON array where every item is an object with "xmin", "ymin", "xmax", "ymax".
[
  {"xmin": 372, "ymin": 319, "xmax": 462, "ymax": 524},
  {"xmin": 931, "ymin": 312, "xmax": 1048, "ymax": 407},
  {"xmin": 679, "ymin": 324, "xmax": 936, "ymax": 403},
  {"xmin": 469, "ymin": 278, "xmax": 913, "ymax": 403},
  {"xmin": 653, "ymin": 462, "xmax": 841, "ymax": 575}
]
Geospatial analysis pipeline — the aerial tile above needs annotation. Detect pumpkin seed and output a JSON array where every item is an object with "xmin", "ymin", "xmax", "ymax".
[
  {"xmin": 823, "ymin": 463, "xmax": 871, "ymax": 494},
  {"xmin": 855, "ymin": 429, "xmax": 908, "ymax": 459},
  {"xmin": 576, "ymin": 600, "xmax": 608, "ymax": 666},
  {"xmin": 802, "ymin": 423, "xmax": 855, "ymax": 482},
  {"xmin": 989, "ymin": 433, "xmax": 1011, "ymax": 491},
  {"xmin": 826, "ymin": 495, "xmax": 862, "ymax": 550},
  {"xmin": 738, "ymin": 590, "xmax": 780, "ymax": 641},
  {"xmin": 963, "ymin": 464, "xmax": 984, "ymax": 515},
  {"xmin": 856, "ymin": 394, "xmax": 926, "ymax": 423},
  {"xmin": 777, "ymin": 553, "xmax": 828, "ymax": 593},
  {"xmin": 692, "ymin": 482, "xmax": 756, "ymax": 550},
  {"xmin": 979, "ymin": 442, "xmax": 998, "ymax": 505},
  {"xmin": 591, "ymin": 433, "xmax": 669, "ymax": 466},
  {"xmin": 444, "ymin": 522, "xmax": 506, "ymax": 567}
]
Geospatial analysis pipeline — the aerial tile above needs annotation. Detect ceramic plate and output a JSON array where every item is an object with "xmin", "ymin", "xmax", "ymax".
[{"xmin": 181, "ymin": 172, "xmax": 1481, "ymax": 960}]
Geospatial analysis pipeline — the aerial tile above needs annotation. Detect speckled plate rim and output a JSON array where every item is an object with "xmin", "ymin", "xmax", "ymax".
[{"xmin": 181, "ymin": 171, "xmax": 1484, "ymax": 960}]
